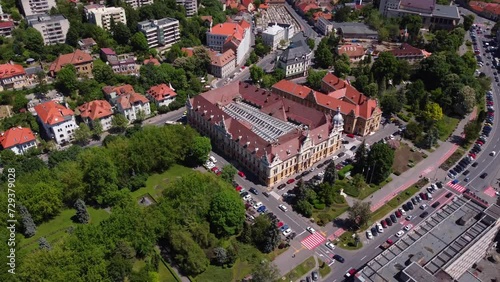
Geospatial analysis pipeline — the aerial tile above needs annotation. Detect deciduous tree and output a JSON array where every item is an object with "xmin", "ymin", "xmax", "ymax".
[
  {"xmin": 130, "ymin": 32, "xmax": 149, "ymax": 51},
  {"xmin": 252, "ymin": 260, "xmax": 280, "ymax": 282},
  {"xmin": 111, "ymin": 114, "xmax": 129, "ymax": 132},
  {"xmin": 208, "ymin": 190, "xmax": 245, "ymax": 236},
  {"xmin": 38, "ymin": 237, "xmax": 52, "ymax": 250},
  {"xmin": 347, "ymin": 201, "xmax": 371, "ymax": 230},
  {"xmin": 55, "ymin": 65, "xmax": 78, "ymax": 95},
  {"xmin": 366, "ymin": 143, "xmax": 394, "ymax": 184},
  {"xmin": 74, "ymin": 123, "xmax": 92, "ymax": 145},
  {"xmin": 220, "ymin": 164, "xmax": 238, "ymax": 183},
  {"xmin": 189, "ymin": 136, "xmax": 212, "ymax": 164},
  {"xmin": 423, "ymin": 102, "xmax": 443, "ymax": 122},
  {"xmin": 306, "ymin": 69, "xmax": 327, "ymax": 90}
]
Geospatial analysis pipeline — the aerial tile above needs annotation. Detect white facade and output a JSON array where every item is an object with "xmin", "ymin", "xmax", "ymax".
[
  {"xmin": 98, "ymin": 116, "xmax": 113, "ymax": 131},
  {"xmin": 176, "ymin": 0, "xmax": 198, "ymax": 16},
  {"xmin": 262, "ymin": 24, "xmax": 285, "ymax": 50},
  {"xmin": 40, "ymin": 116, "xmax": 77, "ymax": 144},
  {"xmin": 118, "ymin": 102, "xmax": 151, "ymax": 122},
  {"xmin": 86, "ymin": 6, "xmax": 127, "ymax": 31},
  {"xmin": 8, "ymin": 140, "xmax": 37, "ymax": 155},
  {"xmin": 206, "ymin": 22, "xmax": 252, "ymax": 65},
  {"xmin": 27, "ymin": 14, "xmax": 70, "ymax": 45},
  {"xmin": 137, "ymin": 18, "xmax": 180, "ymax": 48},
  {"xmin": 124, "ymin": 0, "xmax": 153, "ymax": 9},
  {"xmin": 235, "ymin": 28, "xmax": 252, "ymax": 65},
  {"xmin": 20, "ymin": 0, "xmax": 56, "ymax": 16},
  {"xmin": 316, "ymin": 17, "xmax": 333, "ymax": 36}
]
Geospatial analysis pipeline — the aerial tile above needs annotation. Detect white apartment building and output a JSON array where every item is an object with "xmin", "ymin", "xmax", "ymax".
[
  {"xmin": 176, "ymin": 0, "xmax": 198, "ymax": 16},
  {"xmin": 27, "ymin": 14, "xmax": 69, "ymax": 45},
  {"xmin": 262, "ymin": 23, "xmax": 285, "ymax": 50},
  {"xmin": 137, "ymin": 18, "xmax": 180, "ymax": 48},
  {"xmin": 124, "ymin": 0, "xmax": 153, "ymax": 9},
  {"xmin": 315, "ymin": 17, "xmax": 333, "ymax": 36},
  {"xmin": 85, "ymin": 5, "xmax": 127, "ymax": 31},
  {"xmin": 0, "ymin": 127, "xmax": 37, "ymax": 155},
  {"xmin": 19, "ymin": 0, "xmax": 56, "ymax": 16},
  {"xmin": 206, "ymin": 20, "xmax": 252, "ymax": 65},
  {"xmin": 34, "ymin": 101, "xmax": 77, "ymax": 145},
  {"xmin": 115, "ymin": 93, "xmax": 151, "ymax": 122}
]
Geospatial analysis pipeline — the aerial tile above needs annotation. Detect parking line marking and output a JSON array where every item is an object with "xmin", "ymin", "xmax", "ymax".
[
  {"xmin": 361, "ymin": 255, "xmax": 367, "ymax": 260},
  {"xmin": 298, "ymin": 231, "xmax": 306, "ymax": 236}
]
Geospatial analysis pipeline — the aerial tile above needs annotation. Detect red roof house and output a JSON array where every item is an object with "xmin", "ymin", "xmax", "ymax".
[
  {"xmin": 146, "ymin": 84, "xmax": 177, "ymax": 107},
  {"xmin": 0, "ymin": 127, "xmax": 37, "ymax": 155}
]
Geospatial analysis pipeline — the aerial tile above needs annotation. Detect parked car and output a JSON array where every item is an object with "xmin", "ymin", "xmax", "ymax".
[
  {"xmin": 395, "ymin": 210, "xmax": 402, "ymax": 218},
  {"xmin": 420, "ymin": 211, "xmax": 429, "ymax": 218},
  {"xmin": 286, "ymin": 179, "xmax": 295, "ymax": 184},
  {"xmin": 445, "ymin": 192, "xmax": 453, "ymax": 198},
  {"xmin": 480, "ymin": 173, "xmax": 488, "ymax": 178},
  {"xmin": 405, "ymin": 215, "xmax": 413, "ymax": 221},
  {"xmin": 238, "ymin": 171, "xmax": 246, "ymax": 178},
  {"xmin": 407, "ymin": 202, "xmax": 414, "ymax": 210},
  {"xmin": 366, "ymin": 230, "xmax": 373, "ymax": 239},
  {"xmin": 249, "ymin": 188, "xmax": 259, "ymax": 195},
  {"xmin": 404, "ymin": 224, "xmax": 413, "ymax": 231},
  {"xmin": 420, "ymin": 204, "xmax": 428, "ymax": 210},
  {"xmin": 386, "ymin": 218, "xmax": 393, "ymax": 226},
  {"xmin": 431, "ymin": 201, "xmax": 440, "ymax": 208},
  {"xmin": 311, "ymin": 271, "xmax": 318, "ymax": 281},
  {"xmin": 333, "ymin": 254, "xmax": 345, "ymax": 263},
  {"xmin": 395, "ymin": 230, "xmax": 405, "ymax": 238},
  {"xmin": 262, "ymin": 191, "xmax": 270, "ymax": 197},
  {"xmin": 371, "ymin": 226, "xmax": 379, "ymax": 236},
  {"xmin": 306, "ymin": 227, "xmax": 316, "ymax": 234},
  {"xmin": 378, "ymin": 222, "xmax": 385, "ymax": 231},
  {"xmin": 390, "ymin": 214, "xmax": 397, "ymax": 223},
  {"xmin": 325, "ymin": 241, "xmax": 335, "ymax": 250}
]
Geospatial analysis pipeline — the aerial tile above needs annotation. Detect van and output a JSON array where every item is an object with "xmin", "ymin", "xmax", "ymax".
[
  {"xmin": 209, "ymin": 156, "xmax": 217, "ymax": 163},
  {"xmin": 427, "ymin": 192, "xmax": 433, "ymax": 200}
]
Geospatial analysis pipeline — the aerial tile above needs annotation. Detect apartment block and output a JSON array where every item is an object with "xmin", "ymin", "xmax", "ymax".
[
  {"xmin": 27, "ymin": 14, "xmax": 69, "ymax": 45},
  {"xmin": 137, "ymin": 18, "xmax": 180, "ymax": 48},
  {"xmin": 262, "ymin": 23, "xmax": 285, "ymax": 50},
  {"xmin": 0, "ymin": 21, "xmax": 14, "ymax": 37},
  {"xmin": 176, "ymin": 0, "xmax": 198, "ymax": 16},
  {"xmin": 19, "ymin": 0, "xmax": 56, "ymax": 16},
  {"xmin": 124, "ymin": 0, "xmax": 153, "ymax": 9},
  {"xmin": 85, "ymin": 5, "xmax": 126, "ymax": 31}
]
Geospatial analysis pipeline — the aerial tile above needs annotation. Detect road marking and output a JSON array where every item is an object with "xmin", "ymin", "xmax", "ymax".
[
  {"xmin": 375, "ymin": 246, "xmax": 380, "ymax": 250},
  {"xmin": 361, "ymin": 255, "xmax": 367, "ymax": 260},
  {"xmin": 298, "ymin": 230, "xmax": 306, "ymax": 236}
]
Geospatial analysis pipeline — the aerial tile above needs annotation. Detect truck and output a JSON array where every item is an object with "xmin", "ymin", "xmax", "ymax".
[{"xmin": 380, "ymin": 239, "xmax": 393, "ymax": 249}]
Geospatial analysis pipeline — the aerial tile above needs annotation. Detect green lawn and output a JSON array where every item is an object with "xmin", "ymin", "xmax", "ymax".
[
  {"xmin": 158, "ymin": 258, "xmax": 181, "ymax": 282},
  {"xmin": 439, "ymin": 148, "xmax": 465, "ymax": 171},
  {"xmin": 436, "ymin": 115, "xmax": 460, "ymax": 141},
  {"xmin": 18, "ymin": 208, "xmax": 110, "ymax": 257},
  {"xmin": 336, "ymin": 231, "xmax": 363, "ymax": 250},
  {"xmin": 358, "ymin": 178, "xmax": 393, "ymax": 200},
  {"xmin": 131, "ymin": 164, "xmax": 192, "ymax": 201},
  {"xmin": 282, "ymin": 256, "xmax": 316, "ymax": 281},
  {"xmin": 313, "ymin": 204, "xmax": 350, "ymax": 226},
  {"xmin": 318, "ymin": 260, "xmax": 331, "ymax": 278}
]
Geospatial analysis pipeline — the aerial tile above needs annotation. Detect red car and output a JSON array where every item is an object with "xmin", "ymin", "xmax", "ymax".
[
  {"xmin": 381, "ymin": 220, "xmax": 387, "ymax": 228},
  {"xmin": 469, "ymin": 153, "xmax": 476, "ymax": 159},
  {"xmin": 487, "ymin": 101, "xmax": 494, "ymax": 106},
  {"xmin": 476, "ymin": 140, "xmax": 484, "ymax": 145},
  {"xmin": 286, "ymin": 179, "xmax": 295, "ymax": 184},
  {"xmin": 235, "ymin": 186, "xmax": 243, "ymax": 191},
  {"xmin": 238, "ymin": 171, "xmax": 246, "ymax": 178},
  {"xmin": 395, "ymin": 210, "xmax": 402, "ymax": 218},
  {"xmin": 345, "ymin": 268, "xmax": 357, "ymax": 278},
  {"xmin": 211, "ymin": 167, "xmax": 219, "ymax": 173},
  {"xmin": 346, "ymin": 133, "xmax": 355, "ymax": 138},
  {"xmin": 276, "ymin": 221, "xmax": 284, "ymax": 228}
]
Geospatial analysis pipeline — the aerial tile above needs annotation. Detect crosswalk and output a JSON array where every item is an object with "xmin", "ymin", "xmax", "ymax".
[
  {"xmin": 301, "ymin": 232, "xmax": 326, "ymax": 250},
  {"xmin": 484, "ymin": 186, "xmax": 497, "ymax": 197},
  {"xmin": 446, "ymin": 181, "xmax": 466, "ymax": 193}
]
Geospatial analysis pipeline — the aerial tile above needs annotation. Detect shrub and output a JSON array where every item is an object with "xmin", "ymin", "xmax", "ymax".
[
  {"xmin": 397, "ymin": 112, "xmax": 411, "ymax": 122},
  {"xmin": 317, "ymin": 213, "xmax": 332, "ymax": 226},
  {"xmin": 314, "ymin": 203, "xmax": 326, "ymax": 210}
]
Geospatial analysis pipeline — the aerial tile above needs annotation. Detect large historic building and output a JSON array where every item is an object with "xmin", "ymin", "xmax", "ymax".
[
  {"xmin": 271, "ymin": 72, "xmax": 382, "ymax": 136},
  {"xmin": 187, "ymin": 81, "xmax": 344, "ymax": 186}
]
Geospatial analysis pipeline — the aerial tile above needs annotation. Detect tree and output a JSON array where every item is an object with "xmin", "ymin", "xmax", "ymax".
[
  {"xmin": 323, "ymin": 161, "xmax": 337, "ymax": 185},
  {"xmin": 111, "ymin": 114, "xmax": 129, "ymax": 132},
  {"xmin": 112, "ymin": 22, "xmax": 131, "ymax": 45},
  {"xmin": 252, "ymin": 260, "xmax": 280, "ymax": 282},
  {"xmin": 404, "ymin": 121, "xmax": 422, "ymax": 141},
  {"xmin": 366, "ymin": 143, "xmax": 394, "ymax": 184},
  {"xmin": 464, "ymin": 119, "xmax": 481, "ymax": 144},
  {"xmin": 371, "ymin": 52, "xmax": 399, "ymax": 84},
  {"xmin": 306, "ymin": 69, "xmax": 327, "ymax": 90},
  {"xmin": 422, "ymin": 125, "xmax": 439, "ymax": 149},
  {"xmin": 92, "ymin": 120, "xmax": 103, "ymax": 140},
  {"xmin": 364, "ymin": 83, "xmax": 379, "ymax": 97},
  {"xmin": 347, "ymin": 201, "xmax": 371, "ymax": 230},
  {"xmin": 92, "ymin": 63, "xmax": 115, "ymax": 84},
  {"xmin": 107, "ymin": 254, "xmax": 133, "ymax": 282},
  {"xmin": 80, "ymin": 148, "xmax": 119, "ymax": 204},
  {"xmin": 333, "ymin": 58, "xmax": 350, "ymax": 78},
  {"xmin": 55, "ymin": 65, "xmax": 78, "ymax": 95},
  {"xmin": 19, "ymin": 203, "xmax": 36, "ymax": 237},
  {"xmin": 334, "ymin": 6, "xmax": 351, "ymax": 22},
  {"xmin": 213, "ymin": 247, "xmax": 228, "ymax": 266},
  {"xmin": 457, "ymin": 86, "xmax": 476, "ymax": 115},
  {"xmin": 208, "ymin": 190, "xmax": 245, "ymax": 236},
  {"xmin": 272, "ymin": 68, "xmax": 286, "ymax": 82},
  {"xmin": 306, "ymin": 38, "xmax": 315, "ymax": 50},
  {"xmin": 353, "ymin": 140, "xmax": 368, "ymax": 175},
  {"xmin": 130, "ymin": 32, "xmax": 149, "ymax": 51},
  {"xmin": 463, "ymin": 14, "xmax": 475, "ymax": 31},
  {"xmin": 423, "ymin": 102, "xmax": 443, "ymax": 122},
  {"xmin": 380, "ymin": 93, "xmax": 403, "ymax": 114},
  {"xmin": 295, "ymin": 199, "xmax": 313, "ymax": 218},
  {"xmin": 250, "ymin": 65, "xmax": 265, "ymax": 83},
  {"xmin": 74, "ymin": 123, "xmax": 91, "ymax": 145},
  {"xmin": 25, "ymin": 27, "xmax": 45, "ymax": 55},
  {"xmin": 220, "ymin": 164, "xmax": 238, "ymax": 183},
  {"xmin": 38, "ymin": 237, "xmax": 52, "ymax": 250},
  {"xmin": 314, "ymin": 42, "xmax": 334, "ymax": 69},
  {"xmin": 189, "ymin": 136, "xmax": 211, "ymax": 164},
  {"xmin": 74, "ymin": 199, "xmax": 90, "ymax": 224}
]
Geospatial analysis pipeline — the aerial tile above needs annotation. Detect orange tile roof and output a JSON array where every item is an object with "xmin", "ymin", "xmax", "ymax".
[
  {"xmin": 181, "ymin": 47, "xmax": 195, "ymax": 57},
  {"xmin": 210, "ymin": 49, "xmax": 236, "ymax": 67},
  {"xmin": 78, "ymin": 100, "xmax": 113, "ymax": 121},
  {"xmin": 143, "ymin": 56, "xmax": 161, "ymax": 66},
  {"xmin": 147, "ymin": 84, "xmax": 177, "ymax": 102},
  {"xmin": 116, "ymin": 93, "xmax": 149, "ymax": 110},
  {"xmin": 313, "ymin": 11, "xmax": 332, "ymax": 21},
  {"xmin": 0, "ymin": 64, "xmax": 25, "ymax": 79},
  {"xmin": 298, "ymin": 3, "xmax": 319, "ymax": 13},
  {"xmin": 210, "ymin": 22, "xmax": 246, "ymax": 41},
  {"xmin": 102, "ymin": 84, "xmax": 136, "ymax": 96},
  {"xmin": 49, "ymin": 49, "xmax": 93, "ymax": 74},
  {"xmin": 387, "ymin": 43, "xmax": 424, "ymax": 58},
  {"xmin": 200, "ymin": 16, "xmax": 213, "ymax": 23},
  {"xmin": 259, "ymin": 3, "xmax": 269, "ymax": 9},
  {"xmin": 337, "ymin": 44, "xmax": 365, "ymax": 58},
  {"xmin": 484, "ymin": 3, "xmax": 500, "ymax": 15},
  {"xmin": 226, "ymin": 0, "xmax": 238, "ymax": 9},
  {"xmin": 273, "ymin": 79, "xmax": 314, "ymax": 99},
  {"xmin": 34, "ymin": 101, "xmax": 74, "ymax": 125},
  {"xmin": 0, "ymin": 127, "xmax": 36, "ymax": 149}
]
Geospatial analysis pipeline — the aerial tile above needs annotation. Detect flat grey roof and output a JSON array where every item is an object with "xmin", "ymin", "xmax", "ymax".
[
  {"xmin": 26, "ymin": 14, "xmax": 67, "ymax": 25},
  {"xmin": 331, "ymin": 22, "xmax": 378, "ymax": 36},
  {"xmin": 432, "ymin": 4, "xmax": 460, "ymax": 20}
]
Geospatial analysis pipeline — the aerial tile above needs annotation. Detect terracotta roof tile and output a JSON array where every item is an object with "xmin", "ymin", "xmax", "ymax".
[
  {"xmin": 387, "ymin": 43, "xmax": 424, "ymax": 57},
  {"xmin": 0, "ymin": 127, "xmax": 36, "ymax": 149},
  {"xmin": 210, "ymin": 49, "xmax": 236, "ymax": 67},
  {"xmin": 0, "ymin": 21, "xmax": 14, "ymax": 29},
  {"xmin": 116, "ymin": 93, "xmax": 149, "ymax": 110},
  {"xmin": 34, "ymin": 101, "xmax": 74, "ymax": 125},
  {"xmin": 49, "ymin": 50, "xmax": 93, "ymax": 74},
  {"xmin": 0, "ymin": 64, "xmax": 25, "ymax": 79},
  {"xmin": 181, "ymin": 47, "xmax": 195, "ymax": 57},
  {"xmin": 102, "ymin": 84, "xmax": 136, "ymax": 96},
  {"xmin": 100, "ymin": 48, "xmax": 116, "ymax": 55},
  {"xmin": 337, "ymin": 44, "xmax": 365, "ymax": 58},
  {"xmin": 146, "ymin": 84, "xmax": 177, "ymax": 101},
  {"xmin": 143, "ymin": 56, "xmax": 161, "ymax": 66},
  {"xmin": 78, "ymin": 100, "xmax": 113, "ymax": 121}
]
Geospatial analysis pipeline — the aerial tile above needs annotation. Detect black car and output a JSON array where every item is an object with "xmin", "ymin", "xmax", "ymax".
[
  {"xmin": 445, "ymin": 192, "xmax": 453, "ymax": 198},
  {"xmin": 402, "ymin": 203, "xmax": 409, "ymax": 211},
  {"xmin": 323, "ymin": 159, "xmax": 333, "ymax": 165},
  {"xmin": 337, "ymin": 152, "xmax": 345, "ymax": 158},
  {"xmin": 301, "ymin": 171, "xmax": 311, "ymax": 177},
  {"xmin": 333, "ymin": 254, "xmax": 345, "ymax": 263},
  {"xmin": 480, "ymin": 173, "xmax": 488, "ymax": 178},
  {"xmin": 411, "ymin": 198, "xmax": 417, "ymax": 205},
  {"xmin": 350, "ymin": 146, "xmax": 357, "ymax": 151},
  {"xmin": 420, "ymin": 211, "xmax": 429, "ymax": 218},
  {"xmin": 262, "ymin": 191, "xmax": 270, "ymax": 197},
  {"xmin": 463, "ymin": 170, "xmax": 470, "ymax": 176},
  {"xmin": 472, "ymin": 162, "xmax": 479, "ymax": 167},
  {"xmin": 431, "ymin": 201, "xmax": 440, "ymax": 208},
  {"xmin": 436, "ymin": 182, "xmax": 443, "ymax": 189},
  {"xmin": 342, "ymin": 140, "xmax": 349, "ymax": 144},
  {"xmin": 277, "ymin": 184, "xmax": 286, "ymax": 190},
  {"xmin": 249, "ymin": 188, "xmax": 259, "ymax": 195},
  {"xmin": 390, "ymin": 214, "xmax": 397, "ymax": 223},
  {"xmin": 371, "ymin": 226, "xmax": 378, "ymax": 235},
  {"xmin": 240, "ymin": 191, "xmax": 249, "ymax": 197},
  {"xmin": 407, "ymin": 202, "xmax": 414, "ymax": 210},
  {"xmin": 386, "ymin": 218, "xmax": 393, "ymax": 226},
  {"xmin": 317, "ymin": 163, "xmax": 325, "ymax": 169}
]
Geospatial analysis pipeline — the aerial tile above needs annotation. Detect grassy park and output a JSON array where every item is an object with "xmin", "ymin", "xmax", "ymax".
[{"xmin": 131, "ymin": 164, "xmax": 192, "ymax": 201}]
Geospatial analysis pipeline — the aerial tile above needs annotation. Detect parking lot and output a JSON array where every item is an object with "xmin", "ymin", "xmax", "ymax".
[{"xmin": 255, "ymin": 5, "xmax": 300, "ymax": 36}]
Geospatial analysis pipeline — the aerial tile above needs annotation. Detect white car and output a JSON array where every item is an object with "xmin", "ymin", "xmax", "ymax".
[
  {"xmin": 209, "ymin": 155, "xmax": 217, "ymax": 163},
  {"xmin": 306, "ymin": 227, "xmax": 316, "ymax": 234},
  {"xmin": 376, "ymin": 223, "xmax": 384, "ymax": 233},
  {"xmin": 395, "ymin": 230, "xmax": 405, "ymax": 238},
  {"xmin": 283, "ymin": 228, "xmax": 292, "ymax": 236},
  {"xmin": 332, "ymin": 155, "xmax": 339, "ymax": 160},
  {"xmin": 252, "ymin": 202, "xmax": 263, "ymax": 210},
  {"xmin": 404, "ymin": 224, "xmax": 413, "ymax": 231},
  {"xmin": 405, "ymin": 215, "xmax": 413, "ymax": 221},
  {"xmin": 243, "ymin": 195, "xmax": 252, "ymax": 202},
  {"xmin": 325, "ymin": 241, "xmax": 335, "ymax": 250},
  {"xmin": 317, "ymin": 171, "xmax": 325, "ymax": 177},
  {"xmin": 278, "ymin": 204, "xmax": 288, "ymax": 212},
  {"xmin": 398, "ymin": 208, "xmax": 406, "ymax": 215},
  {"xmin": 420, "ymin": 204, "xmax": 428, "ymax": 210},
  {"xmin": 366, "ymin": 230, "xmax": 373, "ymax": 239}
]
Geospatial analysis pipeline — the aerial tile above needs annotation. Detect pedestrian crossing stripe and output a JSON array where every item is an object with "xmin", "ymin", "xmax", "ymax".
[
  {"xmin": 301, "ymin": 232, "xmax": 326, "ymax": 250},
  {"xmin": 446, "ymin": 181, "xmax": 466, "ymax": 193}
]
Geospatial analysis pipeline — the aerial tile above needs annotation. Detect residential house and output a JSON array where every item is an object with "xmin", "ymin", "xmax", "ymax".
[
  {"xmin": 276, "ymin": 39, "xmax": 312, "ymax": 78},
  {"xmin": 146, "ymin": 83, "xmax": 177, "ymax": 108},
  {"xmin": 34, "ymin": 101, "xmax": 77, "ymax": 144},
  {"xmin": 102, "ymin": 84, "xmax": 150, "ymax": 122},
  {"xmin": 209, "ymin": 49, "xmax": 237, "ymax": 78},
  {"xmin": 78, "ymin": 100, "xmax": 114, "ymax": 131},
  {"xmin": 187, "ymin": 81, "xmax": 343, "ymax": 186},
  {"xmin": 0, "ymin": 63, "xmax": 28, "ymax": 90},
  {"xmin": 337, "ymin": 44, "xmax": 365, "ymax": 62},
  {"xmin": 0, "ymin": 127, "xmax": 37, "ymax": 155},
  {"xmin": 49, "ymin": 49, "xmax": 93, "ymax": 77},
  {"xmin": 176, "ymin": 0, "xmax": 197, "ymax": 16},
  {"xmin": 137, "ymin": 18, "xmax": 180, "ymax": 49},
  {"xmin": 262, "ymin": 23, "xmax": 286, "ymax": 50},
  {"xmin": 271, "ymin": 72, "xmax": 382, "ymax": 136},
  {"xmin": 381, "ymin": 43, "xmax": 429, "ymax": 63},
  {"xmin": 78, "ymin": 38, "xmax": 97, "ymax": 52},
  {"xmin": 143, "ymin": 56, "xmax": 161, "ymax": 66},
  {"xmin": 206, "ymin": 19, "xmax": 252, "ymax": 65},
  {"xmin": 0, "ymin": 21, "xmax": 14, "ymax": 37},
  {"xmin": 469, "ymin": 1, "xmax": 500, "ymax": 22},
  {"xmin": 124, "ymin": 0, "xmax": 153, "ymax": 9},
  {"xmin": 100, "ymin": 48, "xmax": 117, "ymax": 62},
  {"xmin": 109, "ymin": 57, "xmax": 137, "ymax": 74},
  {"xmin": 85, "ymin": 5, "xmax": 127, "ymax": 31},
  {"xmin": 19, "ymin": 0, "xmax": 56, "ymax": 16},
  {"xmin": 27, "ymin": 14, "xmax": 70, "ymax": 45},
  {"xmin": 379, "ymin": 0, "xmax": 460, "ymax": 29},
  {"xmin": 315, "ymin": 17, "xmax": 333, "ymax": 35}
]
